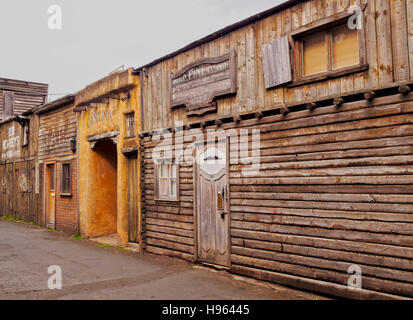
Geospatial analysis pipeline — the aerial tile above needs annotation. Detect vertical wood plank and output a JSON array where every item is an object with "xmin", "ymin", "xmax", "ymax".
[
  {"xmin": 376, "ymin": 0, "xmax": 394, "ymax": 85},
  {"xmin": 366, "ymin": 0, "xmax": 379, "ymax": 88},
  {"xmin": 391, "ymin": 0, "xmax": 410, "ymax": 81},
  {"xmin": 408, "ymin": 0, "xmax": 413, "ymax": 79}
]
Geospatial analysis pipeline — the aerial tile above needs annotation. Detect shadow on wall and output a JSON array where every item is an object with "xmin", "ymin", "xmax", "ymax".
[{"xmin": 90, "ymin": 139, "xmax": 118, "ymax": 237}]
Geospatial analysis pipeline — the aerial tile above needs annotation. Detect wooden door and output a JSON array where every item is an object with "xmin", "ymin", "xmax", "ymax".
[
  {"xmin": 128, "ymin": 154, "xmax": 139, "ymax": 243},
  {"xmin": 196, "ymin": 140, "xmax": 230, "ymax": 267},
  {"xmin": 46, "ymin": 164, "xmax": 56, "ymax": 229}
]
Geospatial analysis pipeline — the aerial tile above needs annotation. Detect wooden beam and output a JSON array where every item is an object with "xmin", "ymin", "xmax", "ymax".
[
  {"xmin": 399, "ymin": 85, "xmax": 411, "ymax": 95},
  {"xmin": 280, "ymin": 106, "xmax": 290, "ymax": 115},
  {"xmin": 255, "ymin": 112, "xmax": 264, "ymax": 119},
  {"xmin": 306, "ymin": 103, "xmax": 316, "ymax": 111},
  {"xmin": 334, "ymin": 97, "xmax": 344, "ymax": 107},
  {"xmin": 364, "ymin": 91, "xmax": 376, "ymax": 101},
  {"xmin": 233, "ymin": 115, "xmax": 242, "ymax": 123}
]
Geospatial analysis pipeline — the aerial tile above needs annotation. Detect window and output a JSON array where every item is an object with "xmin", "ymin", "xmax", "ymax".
[
  {"xmin": 125, "ymin": 113, "xmax": 135, "ymax": 138},
  {"xmin": 155, "ymin": 162, "xmax": 179, "ymax": 201},
  {"xmin": 3, "ymin": 91, "xmax": 14, "ymax": 118},
  {"xmin": 61, "ymin": 162, "xmax": 72, "ymax": 196},
  {"xmin": 292, "ymin": 19, "xmax": 366, "ymax": 83},
  {"xmin": 22, "ymin": 123, "xmax": 29, "ymax": 147}
]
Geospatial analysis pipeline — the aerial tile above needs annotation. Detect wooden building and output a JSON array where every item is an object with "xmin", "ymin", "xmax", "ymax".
[
  {"xmin": 32, "ymin": 95, "xmax": 79, "ymax": 233},
  {"xmin": 74, "ymin": 69, "xmax": 141, "ymax": 248},
  {"xmin": 0, "ymin": 78, "xmax": 48, "ymax": 222},
  {"xmin": 0, "ymin": 78, "xmax": 48, "ymax": 122},
  {"xmin": 135, "ymin": 0, "xmax": 413, "ymax": 299}
]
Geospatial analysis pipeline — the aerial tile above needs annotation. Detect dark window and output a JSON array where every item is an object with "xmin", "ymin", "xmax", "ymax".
[
  {"xmin": 3, "ymin": 91, "xmax": 15, "ymax": 118},
  {"xmin": 126, "ymin": 113, "xmax": 135, "ymax": 138},
  {"xmin": 22, "ymin": 123, "xmax": 29, "ymax": 147},
  {"xmin": 61, "ymin": 162, "xmax": 72, "ymax": 195}
]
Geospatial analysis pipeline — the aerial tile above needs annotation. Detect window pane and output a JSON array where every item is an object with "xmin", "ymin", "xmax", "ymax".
[
  {"xmin": 171, "ymin": 165, "xmax": 177, "ymax": 178},
  {"xmin": 332, "ymin": 24, "xmax": 359, "ymax": 70},
  {"xmin": 170, "ymin": 179, "xmax": 177, "ymax": 197},
  {"xmin": 161, "ymin": 164, "xmax": 169, "ymax": 178},
  {"xmin": 62, "ymin": 163, "xmax": 71, "ymax": 193},
  {"xmin": 49, "ymin": 166, "xmax": 55, "ymax": 190},
  {"xmin": 159, "ymin": 178, "xmax": 168, "ymax": 196},
  {"xmin": 303, "ymin": 32, "xmax": 327, "ymax": 76},
  {"xmin": 126, "ymin": 114, "xmax": 135, "ymax": 137}
]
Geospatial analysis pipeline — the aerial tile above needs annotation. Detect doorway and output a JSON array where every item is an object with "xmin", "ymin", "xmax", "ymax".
[
  {"xmin": 195, "ymin": 139, "xmax": 230, "ymax": 268},
  {"xmin": 45, "ymin": 163, "xmax": 56, "ymax": 229},
  {"xmin": 91, "ymin": 139, "xmax": 118, "ymax": 236}
]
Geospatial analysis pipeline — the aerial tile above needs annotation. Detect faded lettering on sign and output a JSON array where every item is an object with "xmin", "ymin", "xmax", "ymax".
[
  {"xmin": 2, "ymin": 125, "xmax": 21, "ymax": 160},
  {"xmin": 170, "ymin": 51, "xmax": 237, "ymax": 116}
]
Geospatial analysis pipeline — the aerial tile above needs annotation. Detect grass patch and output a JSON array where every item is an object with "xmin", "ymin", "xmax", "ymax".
[
  {"xmin": 72, "ymin": 234, "xmax": 82, "ymax": 240},
  {"xmin": 103, "ymin": 244, "xmax": 110, "ymax": 248},
  {"xmin": 116, "ymin": 246, "xmax": 124, "ymax": 251}
]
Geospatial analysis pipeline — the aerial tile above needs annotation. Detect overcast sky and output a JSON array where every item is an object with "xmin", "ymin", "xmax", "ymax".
[{"xmin": 0, "ymin": 0, "xmax": 283, "ymax": 100}]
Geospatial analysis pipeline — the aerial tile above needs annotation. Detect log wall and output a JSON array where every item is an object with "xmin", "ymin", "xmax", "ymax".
[{"xmin": 141, "ymin": 91, "xmax": 413, "ymax": 299}]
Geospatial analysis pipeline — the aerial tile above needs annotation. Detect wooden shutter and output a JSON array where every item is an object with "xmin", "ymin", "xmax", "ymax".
[
  {"xmin": 262, "ymin": 36, "xmax": 292, "ymax": 89},
  {"xmin": 3, "ymin": 91, "xmax": 15, "ymax": 117}
]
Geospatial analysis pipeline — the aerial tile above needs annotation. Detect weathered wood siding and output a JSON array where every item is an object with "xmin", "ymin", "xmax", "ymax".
[
  {"xmin": 38, "ymin": 104, "xmax": 76, "ymax": 161},
  {"xmin": 141, "ymin": 91, "xmax": 413, "ymax": 298},
  {"xmin": 0, "ymin": 78, "xmax": 48, "ymax": 121},
  {"xmin": 228, "ymin": 92, "xmax": 413, "ymax": 299},
  {"xmin": 37, "ymin": 103, "xmax": 78, "ymax": 233},
  {"xmin": 142, "ymin": 147, "xmax": 195, "ymax": 260},
  {"xmin": 141, "ymin": 0, "xmax": 413, "ymax": 131},
  {"xmin": 0, "ymin": 117, "xmax": 39, "ymax": 221}
]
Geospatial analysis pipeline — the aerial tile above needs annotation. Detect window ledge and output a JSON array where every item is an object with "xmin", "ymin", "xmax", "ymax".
[
  {"xmin": 288, "ymin": 64, "xmax": 369, "ymax": 88},
  {"xmin": 154, "ymin": 198, "xmax": 180, "ymax": 204},
  {"xmin": 60, "ymin": 193, "xmax": 73, "ymax": 197}
]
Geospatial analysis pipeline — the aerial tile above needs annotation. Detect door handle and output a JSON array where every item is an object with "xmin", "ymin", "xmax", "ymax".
[{"xmin": 217, "ymin": 192, "xmax": 224, "ymax": 210}]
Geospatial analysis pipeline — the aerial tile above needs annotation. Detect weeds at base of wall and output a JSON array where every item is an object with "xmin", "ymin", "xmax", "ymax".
[
  {"xmin": 72, "ymin": 233, "xmax": 82, "ymax": 240},
  {"xmin": 2, "ymin": 215, "xmax": 27, "ymax": 224}
]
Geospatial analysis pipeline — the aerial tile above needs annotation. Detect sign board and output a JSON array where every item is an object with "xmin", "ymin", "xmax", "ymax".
[{"xmin": 170, "ymin": 51, "xmax": 237, "ymax": 116}]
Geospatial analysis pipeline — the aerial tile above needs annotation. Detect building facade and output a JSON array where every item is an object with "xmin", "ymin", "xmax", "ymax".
[
  {"xmin": 0, "ymin": 78, "xmax": 48, "ymax": 222},
  {"xmin": 135, "ymin": 0, "xmax": 413, "ymax": 299},
  {"xmin": 33, "ymin": 95, "xmax": 79, "ymax": 233},
  {"xmin": 75, "ymin": 69, "xmax": 141, "ymax": 248}
]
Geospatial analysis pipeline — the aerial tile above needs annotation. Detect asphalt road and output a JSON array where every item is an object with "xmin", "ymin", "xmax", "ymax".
[{"xmin": 0, "ymin": 219, "xmax": 325, "ymax": 300}]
